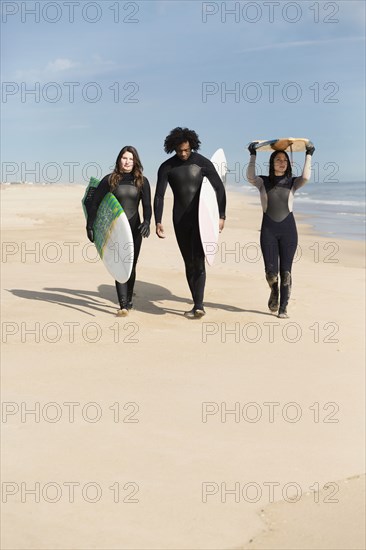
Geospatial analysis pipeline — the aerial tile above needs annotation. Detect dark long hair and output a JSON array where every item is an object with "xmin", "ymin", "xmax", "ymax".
[
  {"xmin": 109, "ymin": 146, "xmax": 144, "ymax": 190},
  {"xmin": 164, "ymin": 127, "xmax": 201, "ymax": 154},
  {"xmin": 269, "ymin": 150, "xmax": 292, "ymax": 184}
]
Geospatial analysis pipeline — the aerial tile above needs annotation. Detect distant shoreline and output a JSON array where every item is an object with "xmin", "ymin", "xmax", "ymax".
[{"xmin": 2, "ymin": 181, "xmax": 365, "ymax": 242}]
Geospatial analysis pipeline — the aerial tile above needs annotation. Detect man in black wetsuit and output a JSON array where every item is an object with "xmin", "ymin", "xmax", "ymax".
[{"xmin": 154, "ymin": 127, "xmax": 226, "ymax": 318}]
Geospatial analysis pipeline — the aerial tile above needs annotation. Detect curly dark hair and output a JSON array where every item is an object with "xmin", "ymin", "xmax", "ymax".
[
  {"xmin": 164, "ymin": 127, "xmax": 201, "ymax": 154},
  {"xmin": 269, "ymin": 150, "xmax": 292, "ymax": 184}
]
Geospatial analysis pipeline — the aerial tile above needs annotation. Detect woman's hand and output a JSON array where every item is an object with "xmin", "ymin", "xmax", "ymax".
[
  {"xmin": 138, "ymin": 220, "xmax": 150, "ymax": 238},
  {"xmin": 248, "ymin": 141, "xmax": 259, "ymax": 155},
  {"xmin": 306, "ymin": 142, "xmax": 315, "ymax": 156},
  {"xmin": 86, "ymin": 227, "xmax": 94, "ymax": 242}
]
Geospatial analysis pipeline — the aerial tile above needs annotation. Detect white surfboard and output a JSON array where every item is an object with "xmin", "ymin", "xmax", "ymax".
[
  {"xmin": 211, "ymin": 147, "xmax": 227, "ymax": 183},
  {"xmin": 251, "ymin": 137, "xmax": 312, "ymax": 152},
  {"xmin": 82, "ymin": 179, "xmax": 134, "ymax": 283},
  {"xmin": 199, "ymin": 148, "xmax": 227, "ymax": 266}
]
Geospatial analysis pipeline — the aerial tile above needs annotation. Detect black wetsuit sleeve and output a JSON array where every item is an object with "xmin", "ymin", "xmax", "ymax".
[
  {"xmin": 141, "ymin": 177, "xmax": 152, "ymax": 223},
  {"xmin": 86, "ymin": 176, "xmax": 110, "ymax": 229},
  {"xmin": 154, "ymin": 162, "xmax": 170, "ymax": 224},
  {"xmin": 202, "ymin": 158, "xmax": 227, "ymax": 219}
]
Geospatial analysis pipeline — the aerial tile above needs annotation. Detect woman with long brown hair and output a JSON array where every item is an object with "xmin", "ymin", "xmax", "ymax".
[{"xmin": 86, "ymin": 145, "xmax": 151, "ymax": 316}]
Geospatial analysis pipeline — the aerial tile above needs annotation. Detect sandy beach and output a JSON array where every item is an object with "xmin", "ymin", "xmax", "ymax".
[{"xmin": 1, "ymin": 184, "xmax": 365, "ymax": 550}]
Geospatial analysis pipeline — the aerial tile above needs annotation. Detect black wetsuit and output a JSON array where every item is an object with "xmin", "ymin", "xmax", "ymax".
[
  {"xmin": 259, "ymin": 175, "xmax": 298, "ymax": 275},
  {"xmin": 154, "ymin": 152, "xmax": 226, "ymax": 310},
  {"xmin": 247, "ymin": 154, "xmax": 311, "ymax": 313},
  {"xmin": 87, "ymin": 173, "xmax": 152, "ymax": 308}
]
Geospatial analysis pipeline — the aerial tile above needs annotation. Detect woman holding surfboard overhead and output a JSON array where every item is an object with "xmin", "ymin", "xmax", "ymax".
[
  {"xmin": 154, "ymin": 127, "xmax": 226, "ymax": 319},
  {"xmin": 86, "ymin": 146, "xmax": 152, "ymax": 316},
  {"xmin": 246, "ymin": 139, "xmax": 315, "ymax": 318}
]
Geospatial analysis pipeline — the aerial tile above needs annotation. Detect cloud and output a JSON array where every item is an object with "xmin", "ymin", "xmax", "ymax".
[
  {"xmin": 14, "ymin": 55, "xmax": 119, "ymax": 81},
  {"xmin": 237, "ymin": 35, "xmax": 365, "ymax": 54},
  {"xmin": 46, "ymin": 58, "xmax": 80, "ymax": 72},
  {"xmin": 68, "ymin": 124, "xmax": 91, "ymax": 130}
]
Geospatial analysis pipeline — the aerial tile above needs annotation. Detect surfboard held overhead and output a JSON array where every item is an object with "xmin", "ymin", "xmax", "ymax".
[{"xmin": 249, "ymin": 137, "xmax": 312, "ymax": 152}]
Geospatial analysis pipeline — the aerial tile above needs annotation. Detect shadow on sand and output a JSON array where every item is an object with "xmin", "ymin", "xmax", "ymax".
[{"xmin": 7, "ymin": 280, "xmax": 273, "ymax": 318}]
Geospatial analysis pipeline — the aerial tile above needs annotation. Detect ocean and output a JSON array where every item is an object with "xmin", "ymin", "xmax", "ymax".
[
  {"xmin": 2, "ymin": 179, "xmax": 365, "ymax": 242},
  {"xmin": 234, "ymin": 180, "xmax": 365, "ymax": 242}
]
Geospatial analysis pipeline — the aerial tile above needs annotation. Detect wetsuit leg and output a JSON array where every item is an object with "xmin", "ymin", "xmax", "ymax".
[
  {"xmin": 266, "ymin": 271, "xmax": 279, "ymax": 312},
  {"xmin": 115, "ymin": 222, "xmax": 142, "ymax": 309},
  {"xmin": 278, "ymin": 213, "xmax": 298, "ymax": 313},
  {"xmin": 260, "ymin": 214, "xmax": 280, "ymax": 275},
  {"xmin": 174, "ymin": 216, "xmax": 206, "ymax": 310},
  {"xmin": 128, "ymin": 230, "xmax": 142, "ymax": 303},
  {"xmin": 260, "ymin": 215, "xmax": 280, "ymax": 311},
  {"xmin": 278, "ymin": 271, "xmax": 292, "ymax": 315}
]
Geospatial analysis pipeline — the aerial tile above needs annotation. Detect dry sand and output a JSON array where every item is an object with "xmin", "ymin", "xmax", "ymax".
[{"xmin": 1, "ymin": 184, "xmax": 365, "ymax": 549}]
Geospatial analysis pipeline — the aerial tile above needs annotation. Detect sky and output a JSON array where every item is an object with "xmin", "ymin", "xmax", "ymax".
[{"xmin": 1, "ymin": 0, "xmax": 365, "ymax": 185}]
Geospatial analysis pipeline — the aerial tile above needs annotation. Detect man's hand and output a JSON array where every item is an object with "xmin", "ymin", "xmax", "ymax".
[
  {"xmin": 219, "ymin": 218, "xmax": 225, "ymax": 233},
  {"xmin": 156, "ymin": 223, "xmax": 166, "ymax": 238}
]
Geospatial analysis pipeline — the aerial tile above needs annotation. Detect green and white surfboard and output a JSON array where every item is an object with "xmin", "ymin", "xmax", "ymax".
[{"xmin": 82, "ymin": 177, "xmax": 134, "ymax": 283}]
